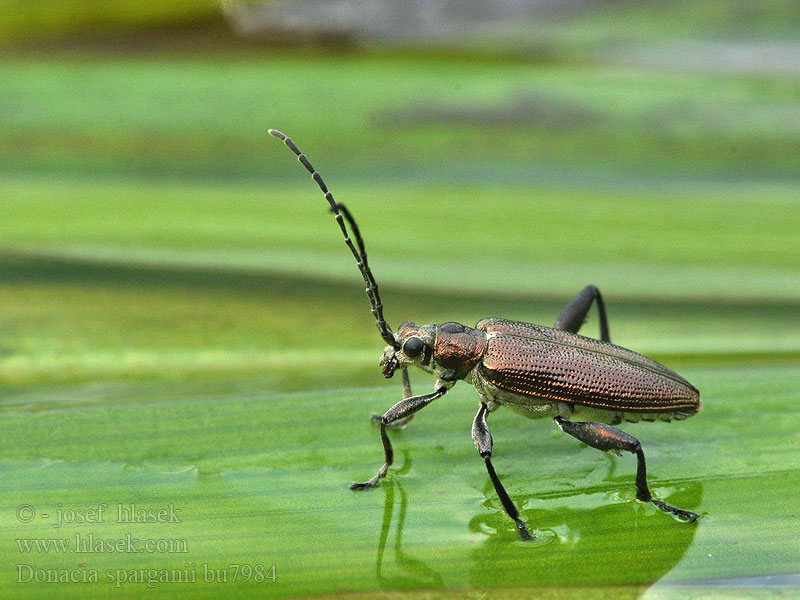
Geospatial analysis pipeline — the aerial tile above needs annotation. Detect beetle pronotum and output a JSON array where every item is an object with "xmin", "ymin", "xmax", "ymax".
[{"xmin": 270, "ymin": 129, "xmax": 701, "ymax": 540}]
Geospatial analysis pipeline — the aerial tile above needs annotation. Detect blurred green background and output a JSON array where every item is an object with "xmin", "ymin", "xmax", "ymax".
[{"xmin": 1, "ymin": 1, "xmax": 799, "ymax": 599}]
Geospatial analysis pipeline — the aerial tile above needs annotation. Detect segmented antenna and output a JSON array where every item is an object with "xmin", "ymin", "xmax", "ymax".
[
  {"xmin": 333, "ymin": 203, "xmax": 366, "ymax": 267},
  {"xmin": 269, "ymin": 129, "xmax": 398, "ymax": 349}
]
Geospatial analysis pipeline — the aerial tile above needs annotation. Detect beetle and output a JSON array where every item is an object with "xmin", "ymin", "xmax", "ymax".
[{"xmin": 269, "ymin": 129, "xmax": 701, "ymax": 540}]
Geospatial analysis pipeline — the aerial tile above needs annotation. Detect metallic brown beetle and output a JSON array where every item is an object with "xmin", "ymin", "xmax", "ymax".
[
  {"xmin": 270, "ymin": 129, "xmax": 701, "ymax": 540},
  {"xmin": 385, "ymin": 318, "xmax": 699, "ymax": 425}
]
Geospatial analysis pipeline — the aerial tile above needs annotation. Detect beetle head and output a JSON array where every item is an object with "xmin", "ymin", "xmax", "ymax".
[{"xmin": 380, "ymin": 322, "xmax": 437, "ymax": 378}]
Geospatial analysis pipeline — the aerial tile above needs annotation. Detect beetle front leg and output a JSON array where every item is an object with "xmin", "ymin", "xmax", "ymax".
[
  {"xmin": 554, "ymin": 284, "xmax": 611, "ymax": 342},
  {"xmin": 351, "ymin": 386, "xmax": 447, "ymax": 491},
  {"xmin": 554, "ymin": 416, "xmax": 699, "ymax": 521},
  {"xmin": 473, "ymin": 403, "xmax": 533, "ymax": 540},
  {"xmin": 371, "ymin": 368, "xmax": 415, "ymax": 429}
]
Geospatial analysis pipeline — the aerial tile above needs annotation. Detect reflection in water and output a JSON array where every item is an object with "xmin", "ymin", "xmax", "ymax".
[
  {"xmin": 376, "ymin": 451, "xmax": 443, "ymax": 588},
  {"xmin": 468, "ymin": 475, "xmax": 702, "ymax": 596},
  {"xmin": 375, "ymin": 450, "xmax": 701, "ymax": 597}
]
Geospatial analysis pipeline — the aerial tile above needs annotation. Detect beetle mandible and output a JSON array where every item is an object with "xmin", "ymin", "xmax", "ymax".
[{"xmin": 269, "ymin": 129, "xmax": 701, "ymax": 540}]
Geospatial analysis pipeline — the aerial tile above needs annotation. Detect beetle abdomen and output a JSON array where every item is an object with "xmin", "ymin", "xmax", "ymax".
[{"xmin": 476, "ymin": 318, "xmax": 700, "ymax": 416}]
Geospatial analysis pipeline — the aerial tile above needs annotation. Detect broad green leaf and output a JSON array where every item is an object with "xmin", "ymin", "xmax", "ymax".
[
  {"xmin": 2, "ymin": 365, "xmax": 799, "ymax": 599},
  {"xmin": 1, "ymin": 41, "xmax": 799, "ymax": 600}
]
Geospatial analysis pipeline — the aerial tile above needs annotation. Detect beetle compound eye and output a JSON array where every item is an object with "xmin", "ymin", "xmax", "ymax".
[{"xmin": 403, "ymin": 336, "xmax": 424, "ymax": 358}]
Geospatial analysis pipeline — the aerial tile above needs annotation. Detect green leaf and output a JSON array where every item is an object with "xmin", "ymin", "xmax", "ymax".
[{"xmin": 1, "ymin": 46, "xmax": 799, "ymax": 600}]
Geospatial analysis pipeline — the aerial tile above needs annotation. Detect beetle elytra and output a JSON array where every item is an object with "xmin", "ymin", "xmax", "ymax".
[{"xmin": 269, "ymin": 129, "xmax": 701, "ymax": 540}]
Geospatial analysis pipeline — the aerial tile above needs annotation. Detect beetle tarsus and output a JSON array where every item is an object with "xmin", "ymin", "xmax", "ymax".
[
  {"xmin": 515, "ymin": 519, "xmax": 533, "ymax": 541},
  {"xmin": 350, "ymin": 480, "xmax": 378, "ymax": 490},
  {"xmin": 349, "ymin": 465, "xmax": 387, "ymax": 490},
  {"xmin": 652, "ymin": 499, "xmax": 700, "ymax": 522}
]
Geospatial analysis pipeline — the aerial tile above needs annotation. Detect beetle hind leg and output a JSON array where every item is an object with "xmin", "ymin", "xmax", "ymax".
[
  {"xmin": 553, "ymin": 416, "xmax": 699, "ymax": 522},
  {"xmin": 554, "ymin": 284, "xmax": 611, "ymax": 342},
  {"xmin": 473, "ymin": 403, "xmax": 533, "ymax": 540}
]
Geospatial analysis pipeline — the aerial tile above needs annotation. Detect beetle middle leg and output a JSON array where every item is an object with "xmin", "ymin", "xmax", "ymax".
[
  {"xmin": 371, "ymin": 368, "xmax": 415, "ymax": 429},
  {"xmin": 473, "ymin": 402, "xmax": 533, "ymax": 540},
  {"xmin": 554, "ymin": 416, "xmax": 699, "ymax": 521},
  {"xmin": 554, "ymin": 284, "xmax": 610, "ymax": 342},
  {"xmin": 351, "ymin": 386, "xmax": 448, "ymax": 491}
]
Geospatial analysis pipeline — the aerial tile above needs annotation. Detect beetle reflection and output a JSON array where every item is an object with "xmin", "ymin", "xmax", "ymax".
[
  {"xmin": 375, "ymin": 452, "xmax": 443, "ymax": 588},
  {"xmin": 375, "ymin": 457, "xmax": 701, "ymax": 595}
]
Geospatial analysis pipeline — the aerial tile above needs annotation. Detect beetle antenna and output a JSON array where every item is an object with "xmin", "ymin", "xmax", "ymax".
[
  {"xmin": 331, "ymin": 202, "xmax": 390, "ymax": 344},
  {"xmin": 269, "ymin": 129, "xmax": 399, "ymax": 349},
  {"xmin": 333, "ymin": 203, "xmax": 366, "ymax": 266},
  {"xmin": 333, "ymin": 202, "xmax": 393, "ymax": 353}
]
